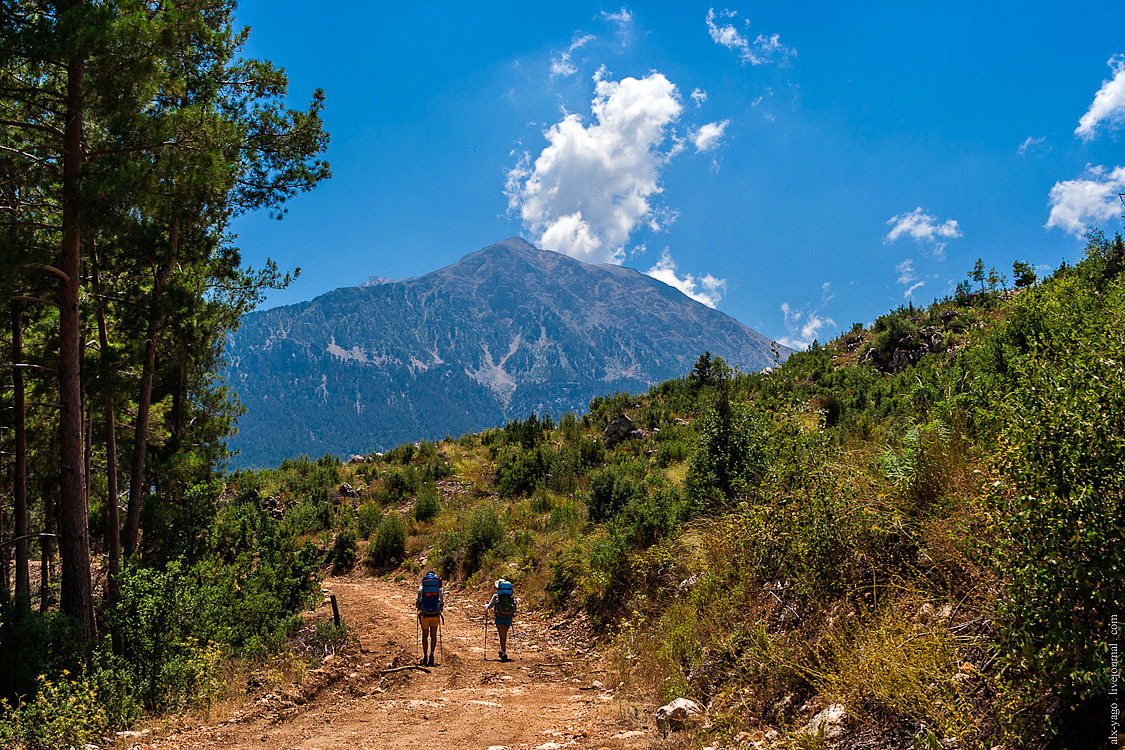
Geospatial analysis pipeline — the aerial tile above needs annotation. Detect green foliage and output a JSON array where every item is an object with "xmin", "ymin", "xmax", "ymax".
[
  {"xmin": 357, "ymin": 501, "xmax": 383, "ymax": 540},
  {"xmin": 0, "ymin": 673, "xmax": 110, "ymax": 750},
  {"xmin": 495, "ymin": 444, "xmax": 549, "ymax": 497},
  {"xmin": 412, "ymin": 483, "xmax": 442, "ymax": 522},
  {"xmin": 984, "ymin": 271, "xmax": 1125, "ymax": 702},
  {"xmin": 464, "ymin": 504, "xmax": 506, "ymax": 572},
  {"xmin": 384, "ymin": 466, "xmax": 421, "ymax": 500},
  {"xmin": 587, "ymin": 463, "xmax": 645, "ymax": 522},
  {"xmin": 685, "ymin": 394, "xmax": 770, "ymax": 511},
  {"xmin": 280, "ymin": 498, "xmax": 333, "ymax": 538},
  {"xmin": 331, "ymin": 530, "xmax": 358, "ymax": 573},
  {"xmin": 880, "ymin": 421, "xmax": 955, "ymax": 512},
  {"xmin": 546, "ymin": 545, "xmax": 588, "ymax": 608},
  {"xmin": 367, "ymin": 512, "xmax": 407, "ymax": 568},
  {"xmin": 0, "ymin": 604, "xmax": 82, "ymax": 707}
]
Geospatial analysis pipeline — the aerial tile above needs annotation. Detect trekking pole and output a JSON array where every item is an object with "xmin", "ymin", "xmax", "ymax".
[
  {"xmin": 483, "ymin": 615, "xmax": 488, "ymax": 661},
  {"xmin": 439, "ymin": 614, "xmax": 445, "ymax": 665},
  {"xmin": 513, "ymin": 620, "xmax": 522, "ymax": 661},
  {"xmin": 416, "ymin": 615, "xmax": 421, "ymax": 662}
]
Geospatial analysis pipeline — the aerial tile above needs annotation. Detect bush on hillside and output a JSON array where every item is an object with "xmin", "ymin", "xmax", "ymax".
[
  {"xmin": 367, "ymin": 513, "xmax": 407, "ymax": 568},
  {"xmin": 412, "ymin": 484, "xmax": 441, "ymax": 522}
]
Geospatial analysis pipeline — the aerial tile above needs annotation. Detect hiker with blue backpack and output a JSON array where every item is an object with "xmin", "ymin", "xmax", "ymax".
[
  {"xmin": 484, "ymin": 579, "xmax": 517, "ymax": 661},
  {"xmin": 416, "ymin": 571, "xmax": 444, "ymax": 666}
]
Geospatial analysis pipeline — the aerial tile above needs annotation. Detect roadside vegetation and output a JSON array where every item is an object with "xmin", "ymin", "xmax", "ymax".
[{"xmin": 3, "ymin": 200, "xmax": 1122, "ymax": 750}]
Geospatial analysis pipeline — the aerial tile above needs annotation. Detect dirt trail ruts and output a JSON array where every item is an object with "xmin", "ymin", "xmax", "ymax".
[{"xmin": 130, "ymin": 575, "xmax": 655, "ymax": 750}]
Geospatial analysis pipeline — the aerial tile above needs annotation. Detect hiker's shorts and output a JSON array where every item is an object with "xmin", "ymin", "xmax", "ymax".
[
  {"xmin": 494, "ymin": 615, "xmax": 513, "ymax": 627},
  {"xmin": 419, "ymin": 615, "xmax": 441, "ymax": 629}
]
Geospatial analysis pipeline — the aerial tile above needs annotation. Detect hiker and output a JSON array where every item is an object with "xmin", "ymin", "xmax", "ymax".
[
  {"xmin": 416, "ymin": 571, "xmax": 444, "ymax": 666},
  {"xmin": 484, "ymin": 578, "xmax": 517, "ymax": 661}
]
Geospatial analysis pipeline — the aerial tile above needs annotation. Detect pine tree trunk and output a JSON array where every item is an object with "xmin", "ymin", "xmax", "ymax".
[
  {"xmin": 11, "ymin": 302, "xmax": 30, "ymax": 605},
  {"xmin": 58, "ymin": 55, "xmax": 95, "ymax": 643},
  {"xmin": 93, "ymin": 247, "xmax": 123, "ymax": 653},
  {"xmin": 123, "ymin": 219, "xmax": 178, "ymax": 557},
  {"xmin": 40, "ymin": 493, "xmax": 54, "ymax": 613}
]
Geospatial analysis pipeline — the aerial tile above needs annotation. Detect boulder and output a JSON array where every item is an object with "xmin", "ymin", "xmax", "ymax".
[
  {"xmin": 338, "ymin": 482, "xmax": 360, "ymax": 498},
  {"xmin": 802, "ymin": 703, "xmax": 846, "ymax": 739},
  {"xmin": 655, "ymin": 697, "xmax": 704, "ymax": 732},
  {"xmin": 604, "ymin": 413, "xmax": 642, "ymax": 448}
]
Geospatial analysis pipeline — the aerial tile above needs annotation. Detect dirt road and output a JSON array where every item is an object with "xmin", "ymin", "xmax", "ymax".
[{"xmin": 130, "ymin": 574, "xmax": 657, "ymax": 750}]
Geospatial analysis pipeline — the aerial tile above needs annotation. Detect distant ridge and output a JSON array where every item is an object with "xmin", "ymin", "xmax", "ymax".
[{"xmin": 224, "ymin": 238, "xmax": 789, "ymax": 467}]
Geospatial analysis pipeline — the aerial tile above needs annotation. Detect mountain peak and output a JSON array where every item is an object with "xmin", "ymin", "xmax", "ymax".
[{"xmin": 224, "ymin": 237, "xmax": 787, "ymax": 467}]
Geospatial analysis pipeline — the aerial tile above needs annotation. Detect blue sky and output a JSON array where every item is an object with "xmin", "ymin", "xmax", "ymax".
[{"xmin": 233, "ymin": 1, "xmax": 1125, "ymax": 348}]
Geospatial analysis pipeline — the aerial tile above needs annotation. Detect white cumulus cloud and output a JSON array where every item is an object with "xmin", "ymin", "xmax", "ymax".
[
  {"xmin": 706, "ymin": 8, "xmax": 795, "ymax": 66},
  {"xmin": 646, "ymin": 249, "xmax": 726, "ymax": 307},
  {"xmin": 505, "ymin": 70, "xmax": 685, "ymax": 264},
  {"xmin": 885, "ymin": 207, "xmax": 962, "ymax": 259},
  {"xmin": 550, "ymin": 34, "xmax": 596, "ymax": 79},
  {"xmin": 778, "ymin": 302, "xmax": 835, "ymax": 350},
  {"xmin": 690, "ymin": 88, "xmax": 708, "ymax": 107},
  {"xmin": 691, "ymin": 119, "xmax": 730, "ymax": 152},
  {"xmin": 1045, "ymin": 164, "xmax": 1125, "ymax": 236},
  {"xmin": 1076, "ymin": 55, "xmax": 1125, "ymax": 141}
]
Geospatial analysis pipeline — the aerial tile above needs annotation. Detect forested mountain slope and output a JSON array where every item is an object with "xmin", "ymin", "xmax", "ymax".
[{"xmin": 224, "ymin": 238, "xmax": 786, "ymax": 467}]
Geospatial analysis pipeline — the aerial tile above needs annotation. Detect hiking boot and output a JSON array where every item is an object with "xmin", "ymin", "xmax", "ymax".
[
  {"xmin": 427, "ymin": 655, "xmax": 436, "ymax": 667},
  {"xmin": 419, "ymin": 657, "xmax": 428, "ymax": 666},
  {"xmin": 499, "ymin": 651, "xmax": 508, "ymax": 661}
]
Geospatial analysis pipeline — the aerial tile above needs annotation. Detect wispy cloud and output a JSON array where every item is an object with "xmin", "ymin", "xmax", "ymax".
[
  {"xmin": 884, "ymin": 207, "xmax": 962, "ymax": 259},
  {"xmin": 691, "ymin": 119, "xmax": 730, "ymax": 152},
  {"xmin": 706, "ymin": 8, "xmax": 795, "ymax": 66},
  {"xmin": 550, "ymin": 34, "xmax": 596, "ymax": 78},
  {"xmin": 602, "ymin": 7, "xmax": 633, "ymax": 23},
  {"xmin": 505, "ymin": 69, "xmax": 684, "ymax": 264},
  {"xmin": 690, "ymin": 88, "xmax": 708, "ymax": 107},
  {"xmin": 646, "ymin": 249, "xmax": 726, "ymax": 307},
  {"xmin": 896, "ymin": 259, "xmax": 925, "ymax": 299},
  {"xmin": 1045, "ymin": 164, "xmax": 1125, "ymax": 236},
  {"xmin": 778, "ymin": 302, "xmax": 835, "ymax": 350},
  {"xmin": 1076, "ymin": 55, "xmax": 1125, "ymax": 141},
  {"xmin": 1017, "ymin": 135, "xmax": 1048, "ymax": 156}
]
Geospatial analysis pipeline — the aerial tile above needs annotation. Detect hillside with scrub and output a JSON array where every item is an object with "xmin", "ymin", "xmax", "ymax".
[{"xmin": 3, "ymin": 233, "xmax": 1123, "ymax": 749}]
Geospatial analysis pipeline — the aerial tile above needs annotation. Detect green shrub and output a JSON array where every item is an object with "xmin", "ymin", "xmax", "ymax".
[
  {"xmin": 685, "ymin": 395, "xmax": 770, "ymax": 512},
  {"xmin": 0, "ymin": 673, "xmax": 110, "ymax": 750},
  {"xmin": 495, "ymin": 445, "xmax": 549, "ymax": 497},
  {"xmin": 432, "ymin": 530, "xmax": 465, "ymax": 579},
  {"xmin": 331, "ymin": 530, "xmax": 358, "ymax": 572},
  {"xmin": 587, "ymin": 464, "xmax": 644, "ymax": 522},
  {"xmin": 985, "ymin": 272, "xmax": 1125, "ymax": 705},
  {"xmin": 546, "ymin": 545, "xmax": 588, "ymax": 608},
  {"xmin": 880, "ymin": 420, "xmax": 954, "ymax": 511},
  {"xmin": 384, "ymin": 466, "xmax": 420, "ymax": 499},
  {"xmin": 368, "ymin": 513, "xmax": 407, "ymax": 568},
  {"xmin": 281, "ymin": 499, "xmax": 333, "ymax": 537},
  {"xmin": 464, "ymin": 504, "xmax": 506, "ymax": 571},
  {"xmin": 0, "ymin": 603, "xmax": 82, "ymax": 708},
  {"xmin": 412, "ymin": 484, "xmax": 441, "ymax": 522},
  {"xmin": 547, "ymin": 499, "xmax": 586, "ymax": 533},
  {"xmin": 357, "ymin": 502, "xmax": 383, "ymax": 540},
  {"xmin": 530, "ymin": 488, "xmax": 555, "ymax": 514},
  {"xmin": 656, "ymin": 439, "xmax": 689, "ymax": 467}
]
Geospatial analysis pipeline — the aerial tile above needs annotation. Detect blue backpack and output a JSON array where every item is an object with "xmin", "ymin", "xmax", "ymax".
[
  {"xmin": 420, "ymin": 573, "xmax": 443, "ymax": 615},
  {"xmin": 495, "ymin": 580, "xmax": 516, "ymax": 618}
]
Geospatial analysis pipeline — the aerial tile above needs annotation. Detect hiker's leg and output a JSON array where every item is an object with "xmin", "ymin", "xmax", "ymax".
[
  {"xmin": 421, "ymin": 628, "xmax": 430, "ymax": 662},
  {"xmin": 497, "ymin": 623, "xmax": 509, "ymax": 654},
  {"xmin": 427, "ymin": 626, "xmax": 438, "ymax": 657}
]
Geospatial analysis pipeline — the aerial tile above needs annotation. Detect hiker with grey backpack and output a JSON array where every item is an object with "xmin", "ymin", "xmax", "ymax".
[
  {"xmin": 484, "ymin": 579, "xmax": 518, "ymax": 661},
  {"xmin": 416, "ymin": 571, "xmax": 444, "ymax": 666}
]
